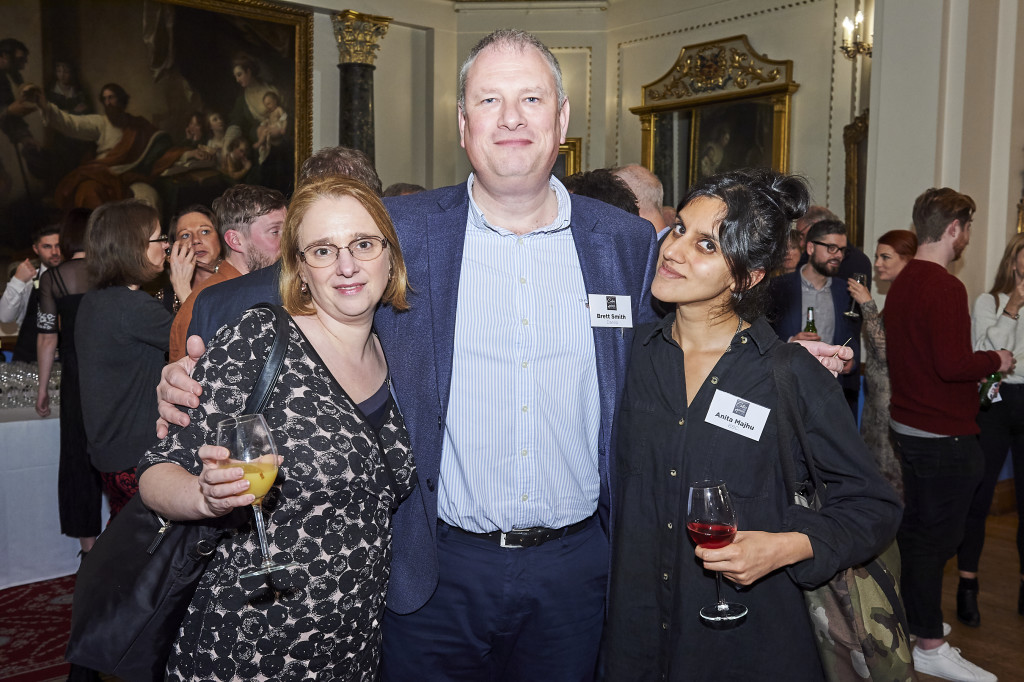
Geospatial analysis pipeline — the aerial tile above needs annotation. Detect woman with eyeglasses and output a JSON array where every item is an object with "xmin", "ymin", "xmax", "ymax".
[
  {"xmin": 138, "ymin": 176, "xmax": 415, "ymax": 681},
  {"xmin": 74, "ymin": 199, "xmax": 173, "ymax": 518}
]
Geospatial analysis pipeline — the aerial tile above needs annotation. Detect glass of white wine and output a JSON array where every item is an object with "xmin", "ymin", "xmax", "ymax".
[{"xmin": 216, "ymin": 414, "xmax": 300, "ymax": 579}]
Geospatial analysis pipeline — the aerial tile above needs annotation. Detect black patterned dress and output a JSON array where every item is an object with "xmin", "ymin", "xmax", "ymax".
[{"xmin": 138, "ymin": 308, "xmax": 415, "ymax": 681}]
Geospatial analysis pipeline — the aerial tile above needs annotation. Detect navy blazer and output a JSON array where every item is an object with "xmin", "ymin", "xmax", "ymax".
[
  {"xmin": 376, "ymin": 183, "xmax": 659, "ymax": 614},
  {"xmin": 768, "ymin": 270, "xmax": 862, "ymax": 391}
]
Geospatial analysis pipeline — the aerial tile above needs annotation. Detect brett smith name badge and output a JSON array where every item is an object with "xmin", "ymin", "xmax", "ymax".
[
  {"xmin": 588, "ymin": 294, "xmax": 633, "ymax": 328},
  {"xmin": 704, "ymin": 389, "xmax": 770, "ymax": 441}
]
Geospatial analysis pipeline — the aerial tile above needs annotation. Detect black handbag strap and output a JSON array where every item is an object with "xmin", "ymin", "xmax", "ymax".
[
  {"xmin": 770, "ymin": 345, "xmax": 824, "ymax": 506},
  {"xmin": 243, "ymin": 303, "xmax": 290, "ymax": 415}
]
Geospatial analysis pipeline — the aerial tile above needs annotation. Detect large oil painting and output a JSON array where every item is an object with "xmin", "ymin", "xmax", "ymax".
[{"xmin": 0, "ymin": 0, "xmax": 312, "ymax": 262}]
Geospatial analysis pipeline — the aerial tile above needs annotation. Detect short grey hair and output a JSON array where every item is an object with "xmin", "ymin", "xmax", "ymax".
[
  {"xmin": 613, "ymin": 164, "xmax": 664, "ymax": 215},
  {"xmin": 457, "ymin": 29, "xmax": 566, "ymax": 112}
]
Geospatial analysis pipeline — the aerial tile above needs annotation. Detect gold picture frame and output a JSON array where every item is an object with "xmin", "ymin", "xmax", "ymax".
[
  {"xmin": 843, "ymin": 110, "xmax": 869, "ymax": 248},
  {"xmin": 629, "ymin": 35, "xmax": 798, "ymax": 207},
  {"xmin": 554, "ymin": 137, "xmax": 582, "ymax": 179}
]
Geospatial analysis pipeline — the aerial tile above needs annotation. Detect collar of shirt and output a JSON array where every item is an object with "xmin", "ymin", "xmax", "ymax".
[
  {"xmin": 465, "ymin": 173, "xmax": 573, "ymax": 236},
  {"xmin": 642, "ymin": 313, "xmax": 778, "ymax": 356},
  {"xmin": 798, "ymin": 265, "xmax": 831, "ymax": 292}
]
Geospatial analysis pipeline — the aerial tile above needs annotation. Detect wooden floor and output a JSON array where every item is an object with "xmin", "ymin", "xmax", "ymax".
[{"xmin": 918, "ymin": 512, "xmax": 1024, "ymax": 681}]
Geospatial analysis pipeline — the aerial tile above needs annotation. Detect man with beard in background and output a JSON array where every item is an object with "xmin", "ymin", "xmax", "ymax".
[
  {"xmin": 20, "ymin": 81, "xmax": 183, "ymax": 209},
  {"xmin": 768, "ymin": 218, "xmax": 862, "ymax": 413}
]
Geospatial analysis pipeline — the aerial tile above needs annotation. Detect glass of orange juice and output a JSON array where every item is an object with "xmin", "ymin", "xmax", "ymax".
[{"xmin": 216, "ymin": 414, "xmax": 299, "ymax": 579}]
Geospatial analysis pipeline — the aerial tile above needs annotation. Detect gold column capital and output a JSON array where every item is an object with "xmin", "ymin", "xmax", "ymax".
[{"xmin": 332, "ymin": 10, "xmax": 391, "ymax": 65}]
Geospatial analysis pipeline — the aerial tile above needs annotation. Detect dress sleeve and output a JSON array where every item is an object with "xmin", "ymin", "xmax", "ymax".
[
  {"xmin": 36, "ymin": 269, "xmax": 58, "ymax": 333},
  {"xmin": 859, "ymin": 299, "xmax": 885, "ymax": 359},
  {"xmin": 137, "ymin": 308, "xmax": 278, "ymax": 477},
  {"xmin": 780, "ymin": 348, "xmax": 903, "ymax": 587}
]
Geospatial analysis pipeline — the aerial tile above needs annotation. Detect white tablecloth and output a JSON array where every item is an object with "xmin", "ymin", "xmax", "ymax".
[{"xmin": 0, "ymin": 407, "xmax": 108, "ymax": 590}]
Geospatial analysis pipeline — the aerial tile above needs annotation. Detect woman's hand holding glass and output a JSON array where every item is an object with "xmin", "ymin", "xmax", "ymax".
[
  {"xmin": 696, "ymin": 529, "xmax": 814, "ymax": 586},
  {"xmin": 168, "ymin": 239, "xmax": 197, "ymax": 302},
  {"xmin": 846, "ymin": 275, "xmax": 872, "ymax": 305},
  {"xmin": 196, "ymin": 443, "xmax": 281, "ymax": 518}
]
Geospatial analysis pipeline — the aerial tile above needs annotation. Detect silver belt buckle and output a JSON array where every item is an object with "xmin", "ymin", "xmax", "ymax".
[{"xmin": 499, "ymin": 531, "xmax": 523, "ymax": 549}]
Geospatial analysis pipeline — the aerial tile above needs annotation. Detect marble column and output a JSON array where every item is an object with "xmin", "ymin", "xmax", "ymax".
[{"xmin": 332, "ymin": 10, "xmax": 390, "ymax": 163}]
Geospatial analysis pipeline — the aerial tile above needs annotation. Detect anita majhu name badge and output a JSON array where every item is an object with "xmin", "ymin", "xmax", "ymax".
[
  {"xmin": 588, "ymin": 294, "xmax": 632, "ymax": 328},
  {"xmin": 705, "ymin": 389, "xmax": 770, "ymax": 441}
]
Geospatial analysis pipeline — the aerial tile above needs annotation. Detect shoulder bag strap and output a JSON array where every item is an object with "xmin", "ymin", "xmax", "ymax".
[
  {"xmin": 243, "ymin": 303, "xmax": 290, "ymax": 415},
  {"xmin": 770, "ymin": 346, "xmax": 825, "ymax": 507}
]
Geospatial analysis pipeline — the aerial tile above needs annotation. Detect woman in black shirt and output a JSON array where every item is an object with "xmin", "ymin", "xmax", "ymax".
[{"xmin": 603, "ymin": 169, "xmax": 901, "ymax": 680}]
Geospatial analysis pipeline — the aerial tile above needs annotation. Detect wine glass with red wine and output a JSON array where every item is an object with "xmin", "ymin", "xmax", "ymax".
[{"xmin": 687, "ymin": 481, "xmax": 748, "ymax": 624}]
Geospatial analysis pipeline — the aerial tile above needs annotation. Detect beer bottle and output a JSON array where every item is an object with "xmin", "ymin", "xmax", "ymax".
[
  {"xmin": 804, "ymin": 307, "xmax": 817, "ymax": 334},
  {"xmin": 979, "ymin": 372, "xmax": 1002, "ymax": 409}
]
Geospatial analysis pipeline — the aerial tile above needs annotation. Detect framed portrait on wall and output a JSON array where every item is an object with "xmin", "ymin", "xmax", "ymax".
[
  {"xmin": 0, "ymin": 0, "xmax": 312, "ymax": 259},
  {"xmin": 553, "ymin": 138, "xmax": 581, "ymax": 179},
  {"xmin": 629, "ymin": 35, "xmax": 797, "ymax": 209}
]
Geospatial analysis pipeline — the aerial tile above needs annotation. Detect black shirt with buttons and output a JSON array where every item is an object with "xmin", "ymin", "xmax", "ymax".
[{"xmin": 602, "ymin": 314, "xmax": 901, "ymax": 681}]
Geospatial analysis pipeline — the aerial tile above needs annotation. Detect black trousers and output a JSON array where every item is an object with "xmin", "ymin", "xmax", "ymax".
[
  {"xmin": 958, "ymin": 383, "xmax": 1024, "ymax": 573},
  {"xmin": 893, "ymin": 430, "xmax": 984, "ymax": 639}
]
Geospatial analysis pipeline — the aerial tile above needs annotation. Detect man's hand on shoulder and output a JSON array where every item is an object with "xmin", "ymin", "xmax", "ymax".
[
  {"xmin": 155, "ymin": 335, "xmax": 206, "ymax": 438},
  {"xmin": 793, "ymin": 339, "xmax": 853, "ymax": 377}
]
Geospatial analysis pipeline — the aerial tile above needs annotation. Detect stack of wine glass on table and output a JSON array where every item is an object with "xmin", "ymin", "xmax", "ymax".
[{"xmin": 0, "ymin": 361, "xmax": 60, "ymax": 409}]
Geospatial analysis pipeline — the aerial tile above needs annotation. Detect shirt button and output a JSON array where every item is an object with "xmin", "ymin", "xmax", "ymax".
[
  {"xmin": 517, "ymin": 238, "xmax": 524, "ymax": 246},
  {"xmin": 669, "ymin": 469, "xmax": 677, "ymax": 477},
  {"xmin": 741, "ymin": 336, "xmax": 748, "ymax": 344},
  {"xmin": 662, "ymin": 572, "xmax": 669, "ymax": 581},
  {"xmin": 678, "ymin": 417, "xmax": 685, "ymax": 426},
  {"xmin": 661, "ymin": 622, "xmax": 668, "ymax": 630},
  {"xmin": 521, "ymin": 494, "xmax": 528, "ymax": 501},
  {"xmin": 521, "ymin": 449, "xmax": 528, "ymax": 457},
  {"xmin": 519, "ymin": 277, "xmax": 526, "ymax": 284},
  {"xmin": 521, "ymin": 361, "xmax": 528, "ymax": 368},
  {"xmin": 521, "ymin": 405, "xmax": 528, "ymax": 412},
  {"xmin": 710, "ymin": 376, "xmax": 719, "ymax": 385},
  {"xmin": 666, "ymin": 522, "xmax": 673, "ymax": 530},
  {"xmin": 522, "ymin": 318, "xmax": 529, "ymax": 326}
]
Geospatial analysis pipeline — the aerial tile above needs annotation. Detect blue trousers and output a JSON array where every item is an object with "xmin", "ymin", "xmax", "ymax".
[{"xmin": 381, "ymin": 517, "xmax": 608, "ymax": 682}]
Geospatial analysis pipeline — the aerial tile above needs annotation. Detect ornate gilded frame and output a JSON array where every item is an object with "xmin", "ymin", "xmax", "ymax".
[
  {"xmin": 167, "ymin": 0, "xmax": 314, "ymax": 176},
  {"xmin": 555, "ymin": 137, "xmax": 582, "ymax": 178},
  {"xmin": 843, "ymin": 111, "xmax": 869, "ymax": 248},
  {"xmin": 629, "ymin": 35, "xmax": 797, "ymax": 195}
]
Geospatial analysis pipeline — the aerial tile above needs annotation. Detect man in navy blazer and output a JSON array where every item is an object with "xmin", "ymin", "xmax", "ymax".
[
  {"xmin": 769, "ymin": 219, "xmax": 862, "ymax": 414},
  {"xmin": 372, "ymin": 31, "xmax": 655, "ymax": 680}
]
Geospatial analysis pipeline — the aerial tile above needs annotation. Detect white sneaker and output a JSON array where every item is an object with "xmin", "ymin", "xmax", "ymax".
[
  {"xmin": 910, "ymin": 622, "xmax": 953, "ymax": 642},
  {"xmin": 913, "ymin": 642, "xmax": 997, "ymax": 682}
]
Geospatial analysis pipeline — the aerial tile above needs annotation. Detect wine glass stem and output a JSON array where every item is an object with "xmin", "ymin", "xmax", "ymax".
[
  {"xmin": 714, "ymin": 571, "xmax": 725, "ymax": 606},
  {"xmin": 251, "ymin": 503, "xmax": 273, "ymax": 567}
]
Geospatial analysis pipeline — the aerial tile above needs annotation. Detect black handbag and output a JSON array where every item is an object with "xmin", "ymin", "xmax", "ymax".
[
  {"xmin": 770, "ymin": 345, "xmax": 915, "ymax": 682},
  {"xmin": 65, "ymin": 303, "xmax": 290, "ymax": 682}
]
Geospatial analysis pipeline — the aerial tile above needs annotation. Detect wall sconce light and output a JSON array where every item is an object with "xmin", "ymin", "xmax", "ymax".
[{"xmin": 840, "ymin": 11, "xmax": 872, "ymax": 59}]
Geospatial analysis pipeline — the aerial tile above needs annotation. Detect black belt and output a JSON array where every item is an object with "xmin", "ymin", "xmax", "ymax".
[{"xmin": 439, "ymin": 515, "xmax": 593, "ymax": 549}]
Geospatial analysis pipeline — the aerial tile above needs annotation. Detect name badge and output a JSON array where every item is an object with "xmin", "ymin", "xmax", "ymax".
[
  {"xmin": 705, "ymin": 389, "xmax": 770, "ymax": 441},
  {"xmin": 588, "ymin": 294, "xmax": 633, "ymax": 328}
]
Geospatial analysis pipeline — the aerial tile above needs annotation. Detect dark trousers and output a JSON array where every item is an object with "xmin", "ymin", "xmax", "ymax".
[
  {"xmin": 893, "ymin": 431, "xmax": 984, "ymax": 638},
  {"xmin": 958, "ymin": 384, "xmax": 1024, "ymax": 573},
  {"xmin": 380, "ymin": 516, "xmax": 608, "ymax": 682}
]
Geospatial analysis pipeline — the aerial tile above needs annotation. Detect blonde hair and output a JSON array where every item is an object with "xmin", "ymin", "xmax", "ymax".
[{"xmin": 279, "ymin": 175, "xmax": 409, "ymax": 315}]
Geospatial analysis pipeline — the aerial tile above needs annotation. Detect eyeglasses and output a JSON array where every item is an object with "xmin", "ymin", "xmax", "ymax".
[
  {"xmin": 810, "ymin": 240, "xmax": 848, "ymax": 255},
  {"xmin": 149, "ymin": 235, "xmax": 169, "ymax": 243},
  {"xmin": 299, "ymin": 236, "xmax": 388, "ymax": 268}
]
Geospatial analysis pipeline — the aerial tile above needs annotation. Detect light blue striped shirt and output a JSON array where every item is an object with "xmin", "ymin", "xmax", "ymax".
[{"xmin": 437, "ymin": 175, "xmax": 601, "ymax": 533}]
